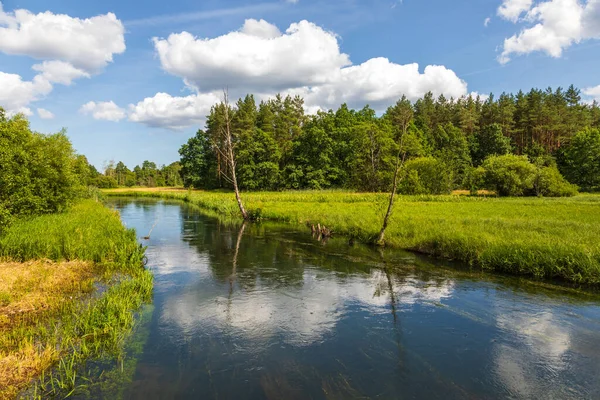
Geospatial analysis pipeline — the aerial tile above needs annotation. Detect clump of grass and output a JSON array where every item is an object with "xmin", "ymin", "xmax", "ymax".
[
  {"xmin": 104, "ymin": 188, "xmax": 600, "ymax": 284},
  {"xmin": 31, "ymin": 270, "xmax": 153, "ymax": 398},
  {"xmin": 0, "ymin": 200, "xmax": 151, "ymax": 399},
  {"xmin": 0, "ymin": 200, "xmax": 145, "ymax": 276}
]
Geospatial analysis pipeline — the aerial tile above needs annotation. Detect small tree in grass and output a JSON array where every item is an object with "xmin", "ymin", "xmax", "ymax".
[{"xmin": 377, "ymin": 96, "xmax": 413, "ymax": 244}]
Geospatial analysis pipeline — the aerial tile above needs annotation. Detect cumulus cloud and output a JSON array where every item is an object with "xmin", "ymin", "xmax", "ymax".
[
  {"xmin": 0, "ymin": 4, "xmax": 125, "ymax": 114},
  {"xmin": 484, "ymin": 17, "xmax": 492, "ymax": 27},
  {"xmin": 0, "ymin": 4, "xmax": 125, "ymax": 72},
  {"xmin": 138, "ymin": 18, "xmax": 468, "ymax": 129},
  {"xmin": 583, "ymin": 84, "xmax": 600, "ymax": 101},
  {"xmin": 498, "ymin": 0, "xmax": 600, "ymax": 63},
  {"xmin": 128, "ymin": 92, "xmax": 221, "ymax": 129},
  {"xmin": 153, "ymin": 19, "xmax": 350, "ymax": 92},
  {"xmin": 497, "ymin": 0, "xmax": 533, "ymax": 22},
  {"xmin": 79, "ymin": 101, "xmax": 126, "ymax": 121},
  {"xmin": 0, "ymin": 71, "xmax": 52, "ymax": 115},
  {"xmin": 37, "ymin": 108, "xmax": 54, "ymax": 119},
  {"xmin": 288, "ymin": 58, "xmax": 467, "ymax": 111},
  {"xmin": 240, "ymin": 18, "xmax": 281, "ymax": 38},
  {"xmin": 31, "ymin": 61, "xmax": 90, "ymax": 85}
]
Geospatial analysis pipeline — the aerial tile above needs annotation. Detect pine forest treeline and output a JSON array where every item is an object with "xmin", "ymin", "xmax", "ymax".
[{"xmin": 178, "ymin": 86, "xmax": 600, "ymax": 195}]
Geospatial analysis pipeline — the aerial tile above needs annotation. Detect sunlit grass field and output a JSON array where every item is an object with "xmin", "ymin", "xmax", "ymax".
[
  {"xmin": 105, "ymin": 188, "xmax": 600, "ymax": 284},
  {"xmin": 0, "ymin": 200, "xmax": 151, "ymax": 399}
]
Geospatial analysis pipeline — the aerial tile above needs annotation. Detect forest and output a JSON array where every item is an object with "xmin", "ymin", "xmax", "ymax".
[{"xmin": 171, "ymin": 85, "xmax": 600, "ymax": 196}]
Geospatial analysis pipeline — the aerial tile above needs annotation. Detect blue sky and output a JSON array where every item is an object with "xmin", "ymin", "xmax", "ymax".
[{"xmin": 1, "ymin": 0, "xmax": 599, "ymax": 170}]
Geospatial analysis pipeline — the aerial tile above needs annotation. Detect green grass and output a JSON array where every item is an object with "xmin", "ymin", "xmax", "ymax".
[
  {"xmin": 105, "ymin": 188, "xmax": 600, "ymax": 284},
  {"xmin": 0, "ymin": 200, "xmax": 152, "ymax": 399},
  {"xmin": 0, "ymin": 200, "xmax": 145, "ymax": 275}
]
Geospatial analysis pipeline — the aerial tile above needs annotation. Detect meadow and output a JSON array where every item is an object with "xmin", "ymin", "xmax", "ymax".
[
  {"xmin": 0, "ymin": 200, "xmax": 151, "ymax": 399},
  {"xmin": 105, "ymin": 188, "xmax": 600, "ymax": 285}
]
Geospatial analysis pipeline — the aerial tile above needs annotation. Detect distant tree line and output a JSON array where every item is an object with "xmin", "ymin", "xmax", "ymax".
[
  {"xmin": 178, "ymin": 86, "xmax": 600, "ymax": 195},
  {"xmin": 93, "ymin": 160, "xmax": 183, "ymax": 188}
]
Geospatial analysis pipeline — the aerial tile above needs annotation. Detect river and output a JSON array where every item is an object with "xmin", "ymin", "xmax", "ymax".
[{"xmin": 103, "ymin": 198, "xmax": 600, "ymax": 399}]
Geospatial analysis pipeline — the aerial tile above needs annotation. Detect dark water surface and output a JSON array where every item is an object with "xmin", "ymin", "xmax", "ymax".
[{"xmin": 106, "ymin": 199, "xmax": 600, "ymax": 399}]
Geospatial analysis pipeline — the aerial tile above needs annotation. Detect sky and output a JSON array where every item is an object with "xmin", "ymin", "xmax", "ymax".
[{"xmin": 1, "ymin": 0, "xmax": 599, "ymax": 170}]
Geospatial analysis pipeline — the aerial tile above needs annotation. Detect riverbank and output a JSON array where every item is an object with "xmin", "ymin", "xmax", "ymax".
[
  {"xmin": 0, "ymin": 200, "xmax": 152, "ymax": 399},
  {"xmin": 104, "ymin": 188, "xmax": 600, "ymax": 285}
]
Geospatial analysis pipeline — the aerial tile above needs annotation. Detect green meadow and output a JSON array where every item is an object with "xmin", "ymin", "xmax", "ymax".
[{"xmin": 106, "ymin": 188, "xmax": 600, "ymax": 285}]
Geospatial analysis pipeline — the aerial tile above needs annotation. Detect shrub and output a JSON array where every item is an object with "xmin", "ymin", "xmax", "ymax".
[
  {"xmin": 92, "ymin": 175, "xmax": 118, "ymax": 189},
  {"xmin": 481, "ymin": 154, "xmax": 576, "ymax": 197},
  {"xmin": 398, "ymin": 157, "xmax": 453, "ymax": 195},
  {"xmin": 0, "ymin": 111, "xmax": 82, "ymax": 219},
  {"xmin": 532, "ymin": 164, "xmax": 578, "ymax": 197},
  {"xmin": 481, "ymin": 154, "xmax": 536, "ymax": 196}
]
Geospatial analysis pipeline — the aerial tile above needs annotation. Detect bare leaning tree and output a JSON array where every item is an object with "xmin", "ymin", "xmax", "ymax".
[
  {"xmin": 213, "ymin": 89, "xmax": 249, "ymax": 220},
  {"xmin": 377, "ymin": 96, "xmax": 414, "ymax": 245}
]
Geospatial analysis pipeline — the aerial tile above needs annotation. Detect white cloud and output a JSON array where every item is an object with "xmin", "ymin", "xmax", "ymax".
[
  {"xmin": 6, "ymin": 107, "xmax": 33, "ymax": 117},
  {"xmin": 288, "ymin": 58, "xmax": 467, "ymax": 111},
  {"xmin": 37, "ymin": 108, "xmax": 54, "ymax": 119},
  {"xmin": 80, "ymin": 101, "xmax": 126, "ymax": 122},
  {"xmin": 583, "ymin": 84, "xmax": 600, "ymax": 101},
  {"xmin": 583, "ymin": 0, "xmax": 600, "ymax": 37},
  {"xmin": 0, "ymin": 4, "xmax": 125, "ymax": 114},
  {"xmin": 138, "ymin": 18, "xmax": 469, "ymax": 128},
  {"xmin": 498, "ymin": 0, "xmax": 600, "ymax": 63},
  {"xmin": 497, "ymin": 0, "xmax": 533, "ymax": 22},
  {"xmin": 484, "ymin": 17, "xmax": 492, "ymax": 27},
  {"xmin": 0, "ymin": 71, "xmax": 52, "ymax": 115},
  {"xmin": 31, "ymin": 61, "xmax": 90, "ymax": 85},
  {"xmin": 128, "ymin": 92, "xmax": 221, "ymax": 129},
  {"xmin": 0, "ymin": 4, "xmax": 125, "ymax": 72},
  {"xmin": 240, "ymin": 18, "xmax": 281, "ymax": 38},
  {"xmin": 153, "ymin": 19, "xmax": 351, "ymax": 91}
]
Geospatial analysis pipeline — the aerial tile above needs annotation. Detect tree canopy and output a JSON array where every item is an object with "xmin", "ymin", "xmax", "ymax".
[{"xmin": 178, "ymin": 86, "xmax": 599, "ymax": 196}]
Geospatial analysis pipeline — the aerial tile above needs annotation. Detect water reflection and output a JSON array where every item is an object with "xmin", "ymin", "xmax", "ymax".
[{"xmin": 108, "ymin": 199, "xmax": 600, "ymax": 399}]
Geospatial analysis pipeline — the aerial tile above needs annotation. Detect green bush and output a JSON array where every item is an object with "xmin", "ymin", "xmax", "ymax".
[
  {"xmin": 92, "ymin": 175, "xmax": 119, "ymax": 189},
  {"xmin": 481, "ymin": 154, "xmax": 536, "ymax": 196},
  {"xmin": 0, "ymin": 109, "xmax": 93, "ymax": 222},
  {"xmin": 480, "ymin": 154, "xmax": 576, "ymax": 197},
  {"xmin": 532, "ymin": 164, "xmax": 578, "ymax": 197},
  {"xmin": 398, "ymin": 157, "xmax": 453, "ymax": 195}
]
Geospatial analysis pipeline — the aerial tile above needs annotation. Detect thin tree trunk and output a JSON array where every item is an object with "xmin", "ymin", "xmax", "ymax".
[
  {"xmin": 377, "ymin": 119, "xmax": 409, "ymax": 245},
  {"xmin": 377, "ymin": 150, "xmax": 404, "ymax": 244},
  {"xmin": 222, "ymin": 91, "xmax": 249, "ymax": 220},
  {"xmin": 231, "ymin": 155, "xmax": 248, "ymax": 220}
]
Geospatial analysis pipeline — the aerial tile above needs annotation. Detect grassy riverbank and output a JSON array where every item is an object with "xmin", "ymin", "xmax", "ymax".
[
  {"xmin": 0, "ymin": 200, "xmax": 151, "ymax": 399},
  {"xmin": 105, "ymin": 188, "xmax": 600, "ymax": 284}
]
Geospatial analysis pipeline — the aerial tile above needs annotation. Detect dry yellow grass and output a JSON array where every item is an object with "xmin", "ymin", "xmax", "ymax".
[
  {"xmin": 0, "ymin": 260, "xmax": 95, "ymax": 399},
  {"xmin": 0, "ymin": 345, "xmax": 56, "ymax": 400},
  {"xmin": 451, "ymin": 189, "xmax": 495, "ymax": 196}
]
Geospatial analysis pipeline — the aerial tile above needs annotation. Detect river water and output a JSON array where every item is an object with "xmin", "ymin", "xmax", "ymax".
[{"xmin": 105, "ymin": 198, "xmax": 600, "ymax": 399}]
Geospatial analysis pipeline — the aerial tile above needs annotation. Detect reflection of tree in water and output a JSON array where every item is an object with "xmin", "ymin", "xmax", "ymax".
[
  {"xmin": 226, "ymin": 221, "xmax": 246, "ymax": 324},
  {"xmin": 181, "ymin": 215, "xmax": 312, "ymax": 289}
]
